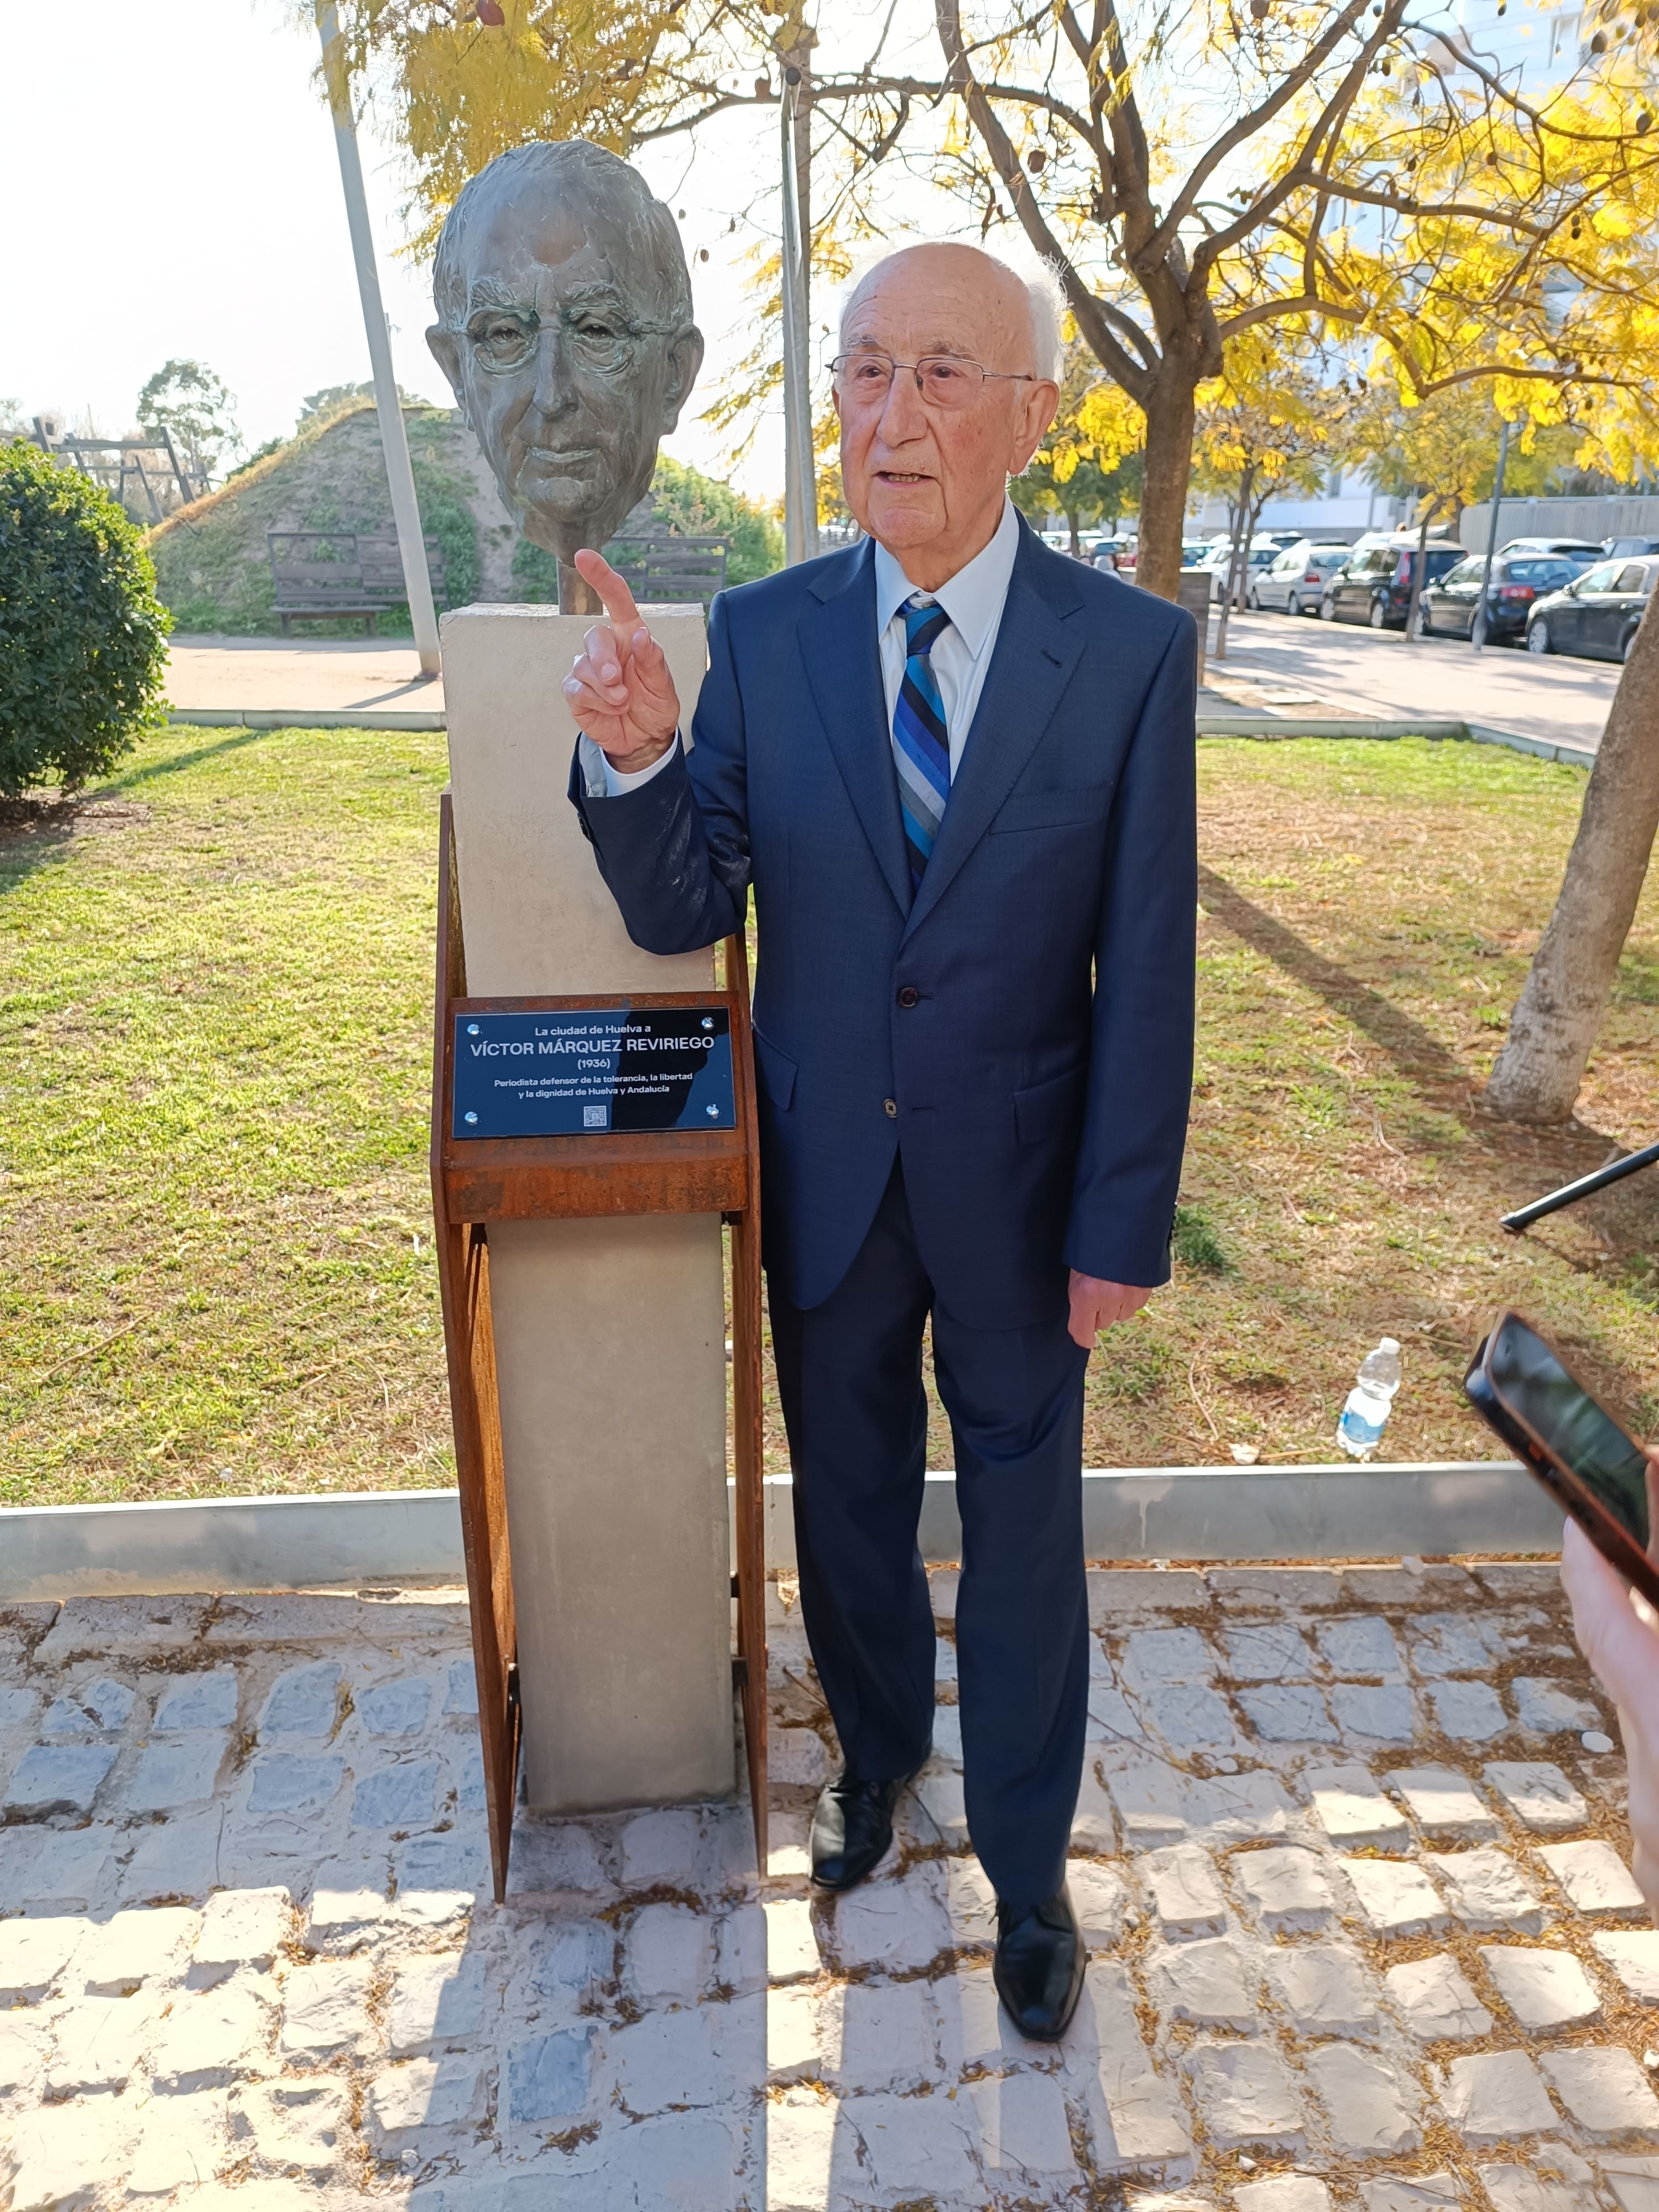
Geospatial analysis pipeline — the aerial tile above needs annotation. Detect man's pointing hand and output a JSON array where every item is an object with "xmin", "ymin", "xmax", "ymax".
[{"xmin": 563, "ymin": 547, "xmax": 681, "ymax": 776}]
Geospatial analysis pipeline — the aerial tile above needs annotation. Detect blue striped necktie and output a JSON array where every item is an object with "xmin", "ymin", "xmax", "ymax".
[{"xmin": 892, "ymin": 593, "xmax": 952, "ymax": 894}]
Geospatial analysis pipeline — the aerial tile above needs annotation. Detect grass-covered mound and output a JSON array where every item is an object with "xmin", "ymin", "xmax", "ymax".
[
  {"xmin": 145, "ymin": 405, "xmax": 782, "ymax": 634},
  {"xmin": 144, "ymin": 401, "xmax": 483, "ymax": 636}
]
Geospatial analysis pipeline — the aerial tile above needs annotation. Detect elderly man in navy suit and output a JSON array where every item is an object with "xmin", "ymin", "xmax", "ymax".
[{"xmin": 563, "ymin": 242, "xmax": 1196, "ymax": 2041}]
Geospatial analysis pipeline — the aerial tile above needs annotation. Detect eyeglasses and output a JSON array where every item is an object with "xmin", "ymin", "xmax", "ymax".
[
  {"xmin": 830, "ymin": 351, "xmax": 1040, "ymax": 410},
  {"xmin": 463, "ymin": 304, "xmax": 674, "ymax": 377}
]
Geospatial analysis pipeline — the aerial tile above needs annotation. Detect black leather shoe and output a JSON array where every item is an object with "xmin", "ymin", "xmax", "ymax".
[
  {"xmin": 810, "ymin": 1769, "xmax": 911, "ymax": 1892},
  {"xmin": 993, "ymin": 1885, "xmax": 1086, "ymax": 2041}
]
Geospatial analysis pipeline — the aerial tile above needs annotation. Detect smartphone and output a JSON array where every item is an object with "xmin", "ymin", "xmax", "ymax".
[{"xmin": 1464, "ymin": 1309, "xmax": 1659, "ymax": 1611}]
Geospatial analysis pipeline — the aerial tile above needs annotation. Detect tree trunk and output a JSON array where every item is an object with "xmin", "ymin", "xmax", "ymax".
[
  {"xmin": 1135, "ymin": 375, "xmax": 1198, "ymax": 600},
  {"xmin": 1402, "ymin": 500, "xmax": 1441, "ymax": 643},
  {"xmin": 1483, "ymin": 591, "xmax": 1659, "ymax": 1123},
  {"xmin": 1213, "ymin": 459, "xmax": 1255, "ymax": 662},
  {"xmin": 1067, "ymin": 507, "xmax": 1081, "ymax": 557}
]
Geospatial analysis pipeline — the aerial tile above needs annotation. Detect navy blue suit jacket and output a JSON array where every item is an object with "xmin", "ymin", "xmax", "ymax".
[{"xmin": 570, "ymin": 518, "xmax": 1197, "ymax": 1331}]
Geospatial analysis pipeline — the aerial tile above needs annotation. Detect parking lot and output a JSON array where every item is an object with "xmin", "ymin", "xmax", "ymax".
[{"xmin": 1199, "ymin": 608, "xmax": 1622, "ymax": 757}]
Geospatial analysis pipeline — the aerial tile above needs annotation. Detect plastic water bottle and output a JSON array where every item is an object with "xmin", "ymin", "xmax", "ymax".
[{"xmin": 1337, "ymin": 1338, "xmax": 1402, "ymax": 1459}]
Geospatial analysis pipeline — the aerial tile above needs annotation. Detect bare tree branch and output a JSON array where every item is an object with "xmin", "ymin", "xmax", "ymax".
[
  {"xmin": 935, "ymin": 0, "xmax": 1154, "ymax": 399},
  {"xmin": 1148, "ymin": 0, "xmax": 1380, "ymax": 270}
]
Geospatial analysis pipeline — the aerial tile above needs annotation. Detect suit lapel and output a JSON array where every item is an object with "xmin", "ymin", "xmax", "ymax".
[
  {"xmin": 797, "ymin": 541, "xmax": 912, "ymax": 917},
  {"xmin": 901, "ymin": 532, "xmax": 1086, "ymax": 941}
]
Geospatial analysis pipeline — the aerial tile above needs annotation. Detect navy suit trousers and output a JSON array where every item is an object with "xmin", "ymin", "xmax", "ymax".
[{"xmin": 770, "ymin": 1160, "xmax": 1091, "ymax": 1906}]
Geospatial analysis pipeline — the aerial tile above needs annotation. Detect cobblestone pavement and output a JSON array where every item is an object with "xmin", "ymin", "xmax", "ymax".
[{"xmin": 2, "ymin": 1562, "xmax": 1656, "ymax": 2210}]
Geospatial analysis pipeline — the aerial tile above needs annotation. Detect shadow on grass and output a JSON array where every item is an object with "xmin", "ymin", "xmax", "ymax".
[
  {"xmin": 1197, "ymin": 863, "xmax": 1465, "ymax": 1089},
  {"xmin": 0, "ymin": 730, "xmax": 272, "ymax": 895},
  {"xmin": 100, "ymin": 726, "xmax": 270, "ymax": 791},
  {"xmin": 1199, "ymin": 862, "xmax": 1659, "ymax": 1303},
  {"xmin": 0, "ymin": 798, "xmax": 158, "ymax": 895}
]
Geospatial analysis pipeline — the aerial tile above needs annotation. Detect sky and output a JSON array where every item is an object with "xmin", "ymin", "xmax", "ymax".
[
  {"xmin": 0, "ymin": 0, "xmax": 980, "ymax": 505},
  {"xmin": 0, "ymin": 3, "xmax": 787, "ymax": 499},
  {"xmin": 5, "ymin": 0, "xmax": 1522, "ymax": 507}
]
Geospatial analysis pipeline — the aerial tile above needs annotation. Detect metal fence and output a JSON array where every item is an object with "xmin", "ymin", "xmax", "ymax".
[{"xmin": 1459, "ymin": 493, "xmax": 1659, "ymax": 551}]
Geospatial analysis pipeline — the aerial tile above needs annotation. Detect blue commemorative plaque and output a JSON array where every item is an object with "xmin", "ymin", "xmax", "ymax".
[{"xmin": 452, "ymin": 1005, "xmax": 735, "ymax": 1140}]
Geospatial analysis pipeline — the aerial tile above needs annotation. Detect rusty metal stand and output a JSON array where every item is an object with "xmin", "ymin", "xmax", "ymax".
[{"xmin": 429, "ymin": 792, "xmax": 767, "ymax": 1901}]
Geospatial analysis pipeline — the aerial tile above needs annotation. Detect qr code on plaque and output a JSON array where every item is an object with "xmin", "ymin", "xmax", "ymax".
[{"xmin": 583, "ymin": 1104, "xmax": 607, "ymax": 1129}]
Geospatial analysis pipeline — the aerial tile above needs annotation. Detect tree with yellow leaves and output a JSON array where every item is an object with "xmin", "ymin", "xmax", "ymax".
[
  {"xmin": 324, "ymin": 0, "xmax": 691, "ymax": 257},
  {"xmin": 926, "ymin": 2, "xmax": 1659, "ymax": 594},
  {"xmin": 1179, "ymin": 333, "xmax": 1340, "ymax": 650},
  {"xmin": 331, "ymin": 5, "xmax": 1659, "ymax": 603},
  {"xmin": 1344, "ymin": 377, "xmax": 1578, "ymax": 632},
  {"xmin": 1009, "ymin": 335, "xmax": 1145, "ymax": 551},
  {"xmin": 323, "ymin": 2, "xmax": 914, "ymax": 372},
  {"xmin": 1193, "ymin": 335, "xmax": 1338, "ymax": 592}
]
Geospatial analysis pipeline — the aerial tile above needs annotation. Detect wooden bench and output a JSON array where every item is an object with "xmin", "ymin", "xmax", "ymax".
[
  {"xmin": 603, "ymin": 534, "xmax": 728, "ymax": 607},
  {"xmin": 267, "ymin": 530, "xmax": 447, "ymax": 636}
]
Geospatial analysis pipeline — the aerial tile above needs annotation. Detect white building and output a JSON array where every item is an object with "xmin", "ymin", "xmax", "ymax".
[
  {"xmin": 1453, "ymin": 0, "xmax": 1586, "ymax": 94},
  {"xmin": 1187, "ymin": 466, "xmax": 1408, "ymax": 544}
]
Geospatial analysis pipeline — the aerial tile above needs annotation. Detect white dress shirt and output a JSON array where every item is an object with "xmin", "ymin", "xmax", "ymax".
[
  {"xmin": 872, "ymin": 493, "xmax": 1020, "ymax": 780},
  {"xmin": 580, "ymin": 494, "xmax": 1022, "ymax": 798}
]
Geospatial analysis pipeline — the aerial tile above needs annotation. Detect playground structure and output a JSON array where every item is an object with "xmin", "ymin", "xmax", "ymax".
[{"xmin": 30, "ymin": 415, "xmax": 207, "ymax": 524}]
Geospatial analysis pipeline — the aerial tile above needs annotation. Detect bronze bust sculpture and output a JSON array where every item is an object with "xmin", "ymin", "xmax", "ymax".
[{"xmin": 427, "ymin": 141, "xmax": 705, "ymax": 614}]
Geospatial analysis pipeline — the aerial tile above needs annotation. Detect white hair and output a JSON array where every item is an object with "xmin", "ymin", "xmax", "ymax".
[
  {"xmin": 838, "ymin": 244, "xmax": 1066, "ymax": 382},
  {"xmin": 1022, "ymin": 262, "xmax": 1066, "ymax": 383}
]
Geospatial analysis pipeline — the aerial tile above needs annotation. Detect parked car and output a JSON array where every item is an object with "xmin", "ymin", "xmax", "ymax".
[
  {"xmin": 1319, "ymin": 540, "xmax": 1464, "ymax": 628},
  {"xmin": 1418, "ymin": 551, "xmax": 1583, "ymax": 643},
  {"xmin": 1089, "ymin": 534, "xmax": 1135, "ymax": 571},
  {"xmin": 1526, "ymin": 555, "xmax": 1658, "ymax": 661},
  {"xmin": 1202, "ymin": 536, "xmax": 1288, "ymax": 602},
  {"xmin": 1248, "ymin": 541, "xmax": 1352, "ymax": 616},
  {"xmin": 1495, "ymin": 536, "xmax": 1604, "ymax": 568},
  {"xmin": 1603, "ymin": 535, "xmax": 1659, "ymax": 559}
]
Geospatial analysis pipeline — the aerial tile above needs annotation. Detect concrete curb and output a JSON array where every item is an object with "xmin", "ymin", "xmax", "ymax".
[
  {"xmin": 1464, "ymin": 721, "xmax": 1598, "ymax": 770},
  {"xmin": 0, "ymin": 1462, "xmax": 1558, "ymax": 1599},
  {"xmin": 1197, "ymin": 714, "xmax": 1597, "ymax": 768},
  {"xmin": 163, "ymin": 707, "xmax": 1599, "ymax": 770},
  {"xmin": 1197, "ymin": 716, "xmax": 1468, "ymax": 740},
  {"xmin": 807, "ymin": 1460, "xmax": 1563, "ymax": 1571},
  {"xmin": 0, "ymin": 1491, "xmax": 464, "ymax": 1601},
  {"xmin": 166, "ymin": 707, "xmax": 446, "ymax": 732}
]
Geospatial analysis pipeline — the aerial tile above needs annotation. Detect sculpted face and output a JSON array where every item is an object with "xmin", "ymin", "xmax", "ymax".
[{"xmin": 427, "ymin": 146, "xmax": 703, "ymax": 564}]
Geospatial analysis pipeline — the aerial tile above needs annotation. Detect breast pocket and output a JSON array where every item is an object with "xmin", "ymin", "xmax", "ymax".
[{"xmin": 990, "ymin": 785, "xmax": 1115, "ymax": 835}]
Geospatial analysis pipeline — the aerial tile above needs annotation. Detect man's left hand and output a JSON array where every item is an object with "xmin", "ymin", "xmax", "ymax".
[{"xmin": 1068, "ymin": 1272, "xmax": 1154, "ymax": 1349}]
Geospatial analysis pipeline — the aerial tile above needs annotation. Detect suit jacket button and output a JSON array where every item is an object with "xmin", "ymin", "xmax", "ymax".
[
  {"xmin": 883, "ymin": 1098, "xmax": 898, "ymax": 1118},
  {"xmin": 896, "ymin": 985, "xmax": 919, "ymax": 1009}
]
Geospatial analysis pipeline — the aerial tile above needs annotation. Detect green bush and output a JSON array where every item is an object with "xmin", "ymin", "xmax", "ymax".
[
  {"xmin": 0, "ymin": 442, "xmax": 170, "ymax": 795},
  {"xmin": 510, "ymin": 535, "xmax": 562, "ymax": 603},
  {"xmin": 650, "ymin": 457, "xmax": 782, "ymax": 586}
]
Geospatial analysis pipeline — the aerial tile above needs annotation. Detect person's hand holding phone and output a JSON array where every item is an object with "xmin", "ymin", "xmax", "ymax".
[{"xmin": 1561, "ymin": 1449, "xmax": 1659, "ymax": 1925}]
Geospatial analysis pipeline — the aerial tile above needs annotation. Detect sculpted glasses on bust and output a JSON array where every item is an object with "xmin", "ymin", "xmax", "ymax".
[{"xmin": 426, "ymin": 141, "xmax": 704, "ymax": 577}]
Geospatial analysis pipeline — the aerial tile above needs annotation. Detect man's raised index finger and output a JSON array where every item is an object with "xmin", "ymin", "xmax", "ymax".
[{"xmin": 572, "ymin": 547, "xmax": 643, "ymax": 633}]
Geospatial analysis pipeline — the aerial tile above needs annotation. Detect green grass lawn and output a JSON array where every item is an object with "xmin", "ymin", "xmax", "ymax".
[
  {"xmin": 1, "ymin": 726, "xmax": 450, "ymax": 1506},
  {"xmin": 2, "ymin": 724, "xmax": 1656, "ymax": 1508}
]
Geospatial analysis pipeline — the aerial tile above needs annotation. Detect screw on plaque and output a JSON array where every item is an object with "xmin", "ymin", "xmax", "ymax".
[
  {"xmin": 706, "ymin": 1104, "xmax": 719, "ymax": 1117},
  {"xmin": 464, "ymin": 1111, "xmax": 478, "ymax": 1125},
  {"xmin": 467, "ymin": 1022, "xmax": 480, "ymax": 1035},
  {"xmin": 701, "ymin": 1016, "xmax": 714, "ymax": 1030}
]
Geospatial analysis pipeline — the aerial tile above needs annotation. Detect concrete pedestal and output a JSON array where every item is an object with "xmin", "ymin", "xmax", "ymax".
[{"xmin": 441, "ymin": 603, "xmax": 734, "ymax": 1813}]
